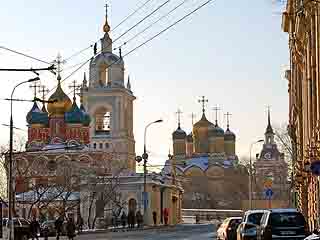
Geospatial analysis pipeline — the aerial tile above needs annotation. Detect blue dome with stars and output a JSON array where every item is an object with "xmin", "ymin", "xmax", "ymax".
[
  {"xmin": 65, "ymin": 101, "xmax": 84, "ymax": 124},
  {"xmin": 80, "ymin": 104, "xmax": 91, "ymax": 126},
  {"xmin": 26, "ymin": 102, "xmax": 49, "ymax": 126}
]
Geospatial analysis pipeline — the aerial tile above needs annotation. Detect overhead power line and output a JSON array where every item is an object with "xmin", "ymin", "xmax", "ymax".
[
  {"xmin": 112, "ymin": 0, "xmax": 155, "ymax": 32},
  {"xmin": 64, "ymin": 0, "xmax": 214, "ymax": 97},
  {"xmin": 46, "ymin": 0, "xmax": 171, "ymax": 96},
  {"xmin": 114, "ymin": 0, "xmax": 191, "ymax": 51},
  {"xmin": 0, "ymin": 46, "xmax": 51, "ymax": 65}
]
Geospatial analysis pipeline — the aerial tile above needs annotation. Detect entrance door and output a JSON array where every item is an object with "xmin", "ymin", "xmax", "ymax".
[{"xmin": 128, "ymin": 199, "xmax": 137, "ymax": 214}]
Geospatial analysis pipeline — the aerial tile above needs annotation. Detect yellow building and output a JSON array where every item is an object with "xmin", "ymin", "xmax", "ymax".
[
  {"xmin": 282, "ymin": 0, "xmax": 320, "ymax": 230},
  {"xmin": 163, "ymin": 97, "xmax": 248, "ymax": 209}
]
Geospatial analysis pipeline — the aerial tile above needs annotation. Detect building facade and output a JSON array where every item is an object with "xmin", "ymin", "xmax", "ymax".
[
  {"xmin": 282, "ymin": 0, "xmax": 320, "ymax": 230},
  {"xmin": 162, "ymin": 98, "xmax": 248, "ymax": 210},
  {"xmin": 10, "ymin": 7, "xmax": 183, "ymax": 226},
  {"xmin": 253, "ymin": 111, "xmax": 290, "ymax": 205}
]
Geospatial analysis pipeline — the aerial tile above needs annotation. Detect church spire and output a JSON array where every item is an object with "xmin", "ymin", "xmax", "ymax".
[
  {"xmin": 176, "ymin": 109, "xmax": 182, "ymax": 129},
  {"xmin": 127, "ymin": 75, "xmax": 131, "ymax": 90},
  {"xmin": 103, "ymin": 2, "xmax": 110, "ymax": 33},
  {"xmin": 101, "ymin": 2, "xmax": 113, "ymax": 53},
  {"xmin": 212, "ymin": 105, "xmax": 221, "ymax": 126},
  {"xmin": 265, "ymin": 106, "xmax": 274, "ymax": 134},
  {"xmin": 225, "ymin": 112, "xmax": 232, "ymax": 130}
]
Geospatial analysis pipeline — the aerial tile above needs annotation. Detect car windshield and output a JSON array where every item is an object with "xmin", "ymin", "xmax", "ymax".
[
  {"xmin": 270, "ymin": 212, "xmax": 305, "ymax": 227},
  {"xmin": 247, "ymin": 213, "xmax": 264, "ymax": 225}
]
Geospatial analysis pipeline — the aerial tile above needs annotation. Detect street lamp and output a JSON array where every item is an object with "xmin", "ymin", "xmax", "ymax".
[
  {"xmin": 8, "ymin": 77, "xmax": 40, "ymax": 240},
  {"xmin": 249, "ymin": 139, "xmax": 264, "ymax": 210},
  {"xmin": 136, "ymin": 119, "xmax": 163, "ymax": 225}
]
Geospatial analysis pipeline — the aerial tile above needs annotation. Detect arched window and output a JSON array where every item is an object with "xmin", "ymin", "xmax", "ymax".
[
  {"xmin": 95, "ymin": 106, "xmax": 111, "ymax": 135},
  {"xmin": 93, "ymin": 143, "xmax": 97, "ymax": 149}
]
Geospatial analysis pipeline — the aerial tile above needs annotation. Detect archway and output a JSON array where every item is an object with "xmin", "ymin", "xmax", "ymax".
[{"xmin": 128, "ymin": 198, "xmax": 137, "ymax": 214}]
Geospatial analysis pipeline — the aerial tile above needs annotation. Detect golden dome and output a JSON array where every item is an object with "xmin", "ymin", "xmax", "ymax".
[
  {"xmin": 193, "ymin": 113, "xmax": 214, "ymax": 130},
  {"xmin": 47, "ymin": 79, "xmax": 72, "ymax": 117}
]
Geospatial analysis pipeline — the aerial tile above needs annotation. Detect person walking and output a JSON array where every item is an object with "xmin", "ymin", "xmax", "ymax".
[
  {"xmin": 121, "ymin": 211, "xmax": 127, "ymax": 228},
  {"xmin": 152, "ymin": 211, "xmax": 157, "ymax": 226},
  {"xmin": 66, "ymin": 218, "xmax": 76, "ymax": 240},
  {"xmin": 77, "ymin": 216, "xmax": 83, "ymax": 234},
  {"xmin": 30, "ymin": 216, "xmax": 40, "ymax": 240},
  {"xmin": 136, "ymin": 210, "xmax": 143, "ymax": 228},
  {"xmin": 55, "ymin": 216, "xmax": 63, "ymax": 240}
]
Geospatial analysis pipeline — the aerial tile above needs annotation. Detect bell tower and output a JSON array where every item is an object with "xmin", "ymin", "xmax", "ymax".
[{"xmin": 82, "ymin": 5, "xmax": 136, "ymax": 171}]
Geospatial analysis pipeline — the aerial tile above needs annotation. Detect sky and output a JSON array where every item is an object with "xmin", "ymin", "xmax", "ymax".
[{"xmin": 0, "ymin": 0, "xmax": 289, "ymax": 168}]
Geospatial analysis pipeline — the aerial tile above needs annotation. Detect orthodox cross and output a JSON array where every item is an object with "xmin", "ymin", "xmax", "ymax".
[
  {"xmin": 212, "ymin": 105, "xmax": 221, "ymax": 125},
  {"xmin": 29, "ymin": 82, "xmax": 41, "ymax": 99},
  {"xmin": 198, "ymin": 96, "xmax": 208, "ymax": 113},
  {"xmin": 224, "ymin": 112, "xmax": 232, "ymax": 128},
  {"xmin": 39, "ymin": 85, "xmax": 49, "ymax": 101},
  {"xmin": 176, "ymin": 109, "xmax": 183, "ymax": 128},
  {"xmin": 105, "ymin": 2, "xmax": 109, "ymax": 18},
  {"xmin": 53, "ymin": 53, "xmax": 65, "ymax": 81},
  {"xmin": 69, "ymin": 80, "xmax": 78, "ymax": 100},
  {"xmin": 76, "ymin": 83, "xmax": 84, "ymax": 104}
]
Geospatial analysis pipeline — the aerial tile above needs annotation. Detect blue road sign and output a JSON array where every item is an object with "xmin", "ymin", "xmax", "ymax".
[{"xmin": 265, "ymin": 188, "xmax": 273, "ymax": 199}]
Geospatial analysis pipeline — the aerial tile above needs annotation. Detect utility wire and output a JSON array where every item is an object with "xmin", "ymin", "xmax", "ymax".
[
  {"xmin": 46, "ymin": 0, "xmax": 171, "ymax": 96},
  {"xmin": 112, "ymin": 0, "xmax": 155, "ymax": 32},
  {"xmin": 64, "ymin": 0, "xmax": 214, "ymax": 97},
  {"xmin": 114, "ymin": 0, "xmax": 190, "ymax": 51},
  {"xmin": 64, "ymin": 45, "xmax": 94, "ymax": 62},
  {"xmin": 0, "ymin": 46, "xmax": 51, "ymax": 65},
  {"xmin": 124, "ymin": 0, "xmax": 213, "ymax": 58}
]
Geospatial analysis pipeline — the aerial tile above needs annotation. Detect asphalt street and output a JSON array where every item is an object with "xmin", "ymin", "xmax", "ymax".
[{"xmin": 46, "ymin": 224, "xmax": 216, "ymax": 240}]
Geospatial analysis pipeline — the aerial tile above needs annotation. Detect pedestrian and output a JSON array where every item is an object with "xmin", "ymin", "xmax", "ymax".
[
  {"xmin": 55, "ymin": 216, "xmax": 63, "ymax": 240},
  {"xmin": 164, "ymin": 208, "xmax": 169, "ymax": 225},
  {"xmin": 121, "ymin": 211, "xmax": 127, "ymax": 228},
  {"xmin": 29, "ymin": 216, "xmax": 40, "ymax": 240},
  {"xmin": 152, "ymin": 211, "xmax": 157, "ymax": 226},
  {"xmin": 77, "ymin": 216, "xmax": 83, "ymax": 234},
  {"xmin": 129, "ymin": 211, "xmax": 135, "ymax": 228},
  {"xmin": 66, "ymin": 218, "xmax": 76, "ymax": 240},
  {"xmin": 136, "ymin": 210, "xmax": 143, "ymax": 228}
]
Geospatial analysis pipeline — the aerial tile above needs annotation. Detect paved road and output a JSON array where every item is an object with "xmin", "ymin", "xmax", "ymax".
[{"xmin": 52, "ymin": 224, "xmax": 216, "ymax": 240}]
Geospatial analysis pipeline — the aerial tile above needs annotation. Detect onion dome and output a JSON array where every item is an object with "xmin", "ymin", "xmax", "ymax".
[
  {"xmin": 187, "ymin": 132, "xmax": 193, "ymax": 142},
  {"xmin": 209, "ymin": 124, "xmax": 225, "ymax": 137},
  {"xmin": 172, "ymin": 126, "xmax": 187, "ymax": 140},
  {"xmin": 47, "ymin": 80, "xmax": 72, "ymax": 117},
  {"xmin": 193, "ymin": 113, "xmax": 214, "ymax": 129},
  {"xmin": 224, "ymin": 127, "xmax": 236, "ymax": 141},
  {"xmin": 26, "ymin": 102, "xmax": 49, "ymax": 126},
  {"xmin": 65, "ymin": 100, "xmax": 83, "ymax": 124},
  {"xmin": 80, "ymin": 104, "xmax": 91, "ymax": 126}
]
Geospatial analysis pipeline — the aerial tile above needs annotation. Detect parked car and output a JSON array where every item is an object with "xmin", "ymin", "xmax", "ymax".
[
  {"xmin": 237, "ymin": 210, "xmax": 266, "ymax": 240},
  {"xmin": 257, "ymin": 208, "xmax": 309, "ymax": 240},
  {"xmin": 217, "ymin": 217, "xmax": 242, "ymax": 240},
  {"xmin": 3, "ymin": 218, "xmax": 31, "ymax": 240},
  {"xmin": 40, "ymin": 220, "xmax": 69, "ymax": 237}
]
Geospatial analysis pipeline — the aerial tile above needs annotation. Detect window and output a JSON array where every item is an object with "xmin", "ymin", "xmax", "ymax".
[
  {"xmin": 99, "ymin": 143, "xmax": 103, "ymax": 149},
  {"xmin": 247, "ymin": 213, "xmax": 264, "ymax": 225},
  {"xmin": 105, "ymin": 143, "xmax": 109, "ymax": 148},
  {"xmin": 270, "ymin": 212, "xmax": 305, "ymax": 227},
  {"xmin": 93, "ymin": 143, "xmax": 97, "ymax": 149}
]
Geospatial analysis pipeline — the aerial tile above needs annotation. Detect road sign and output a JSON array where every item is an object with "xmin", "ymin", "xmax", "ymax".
[{"xmin": 265, "ymin": 188, "xmax": 273, "ymax": 198}]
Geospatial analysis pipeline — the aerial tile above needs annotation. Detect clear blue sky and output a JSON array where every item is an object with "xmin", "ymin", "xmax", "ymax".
[{"xmin": 0, "ymin": 0, "xmax": 288, "ymax": 167}]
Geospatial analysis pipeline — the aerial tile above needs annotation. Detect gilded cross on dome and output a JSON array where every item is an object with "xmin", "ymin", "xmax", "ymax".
[
  {"xmin": 53, "ymin": 53, "xmax": 65, "ymax": 81},
  {"xmin": 212, "ymin": 105, "xmax": 221, "ymax": 125},
  {"xmin": 69, "ymin": 80, "xmax": 78, "ymax": 100},
  {"xmin": 29, "ymin": 82, "xmax": 41, "ymax": 99},
  {"xmin": 103, "ymin": 2, "xmax": 111, "ymax": 33},
  {"xmin": 198, "ymin": 96, "xmax": 208, "ymax": 113},
  {"xmin": 224, "ymin": 112, "xmax": 232, "ymax": 128},
  {"xmin": 176, "ymin": 109, "xmax": 183, "ymax": 128},
  {"xmin": 39, "ymin": 85, "xmax": 49, "ymax": 112}
]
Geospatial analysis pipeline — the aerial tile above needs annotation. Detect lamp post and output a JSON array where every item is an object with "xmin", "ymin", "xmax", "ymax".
[
  {"xmin": 136, "ymin": 119, "xmax": 163, "ymax": 225},
  {"xmin": 249, "ymin": 139, "xmax": 264, "ymax": 210},
  {"xmin": 8, "ymin": 77, "xmax": 40, "ymax": 240}
]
